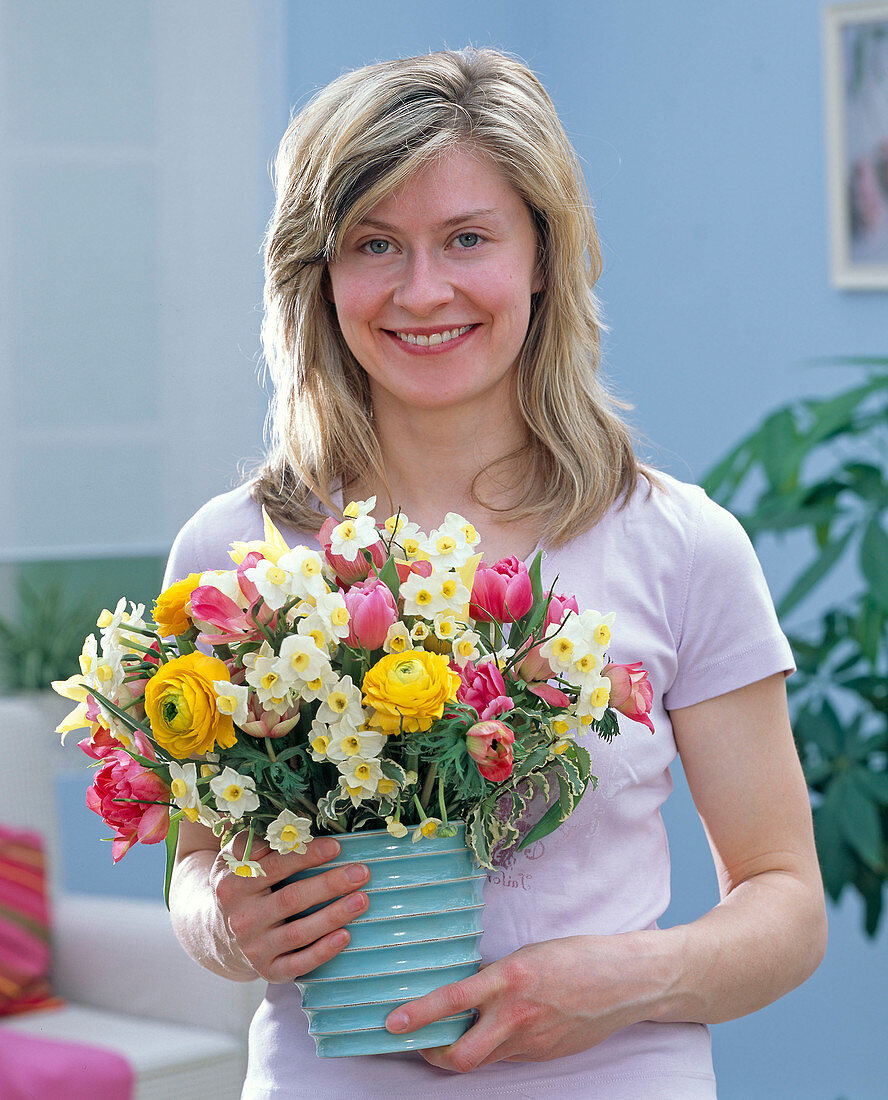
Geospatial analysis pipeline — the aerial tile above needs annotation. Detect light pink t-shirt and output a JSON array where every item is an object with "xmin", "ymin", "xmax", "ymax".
[{"xmin": 163, "ymin": 472, "xmax": 794, "ymax": 1099}]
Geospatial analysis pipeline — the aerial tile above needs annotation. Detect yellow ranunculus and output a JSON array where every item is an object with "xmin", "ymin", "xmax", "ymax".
[
  {"xmin": 362, "ymin": 651, "xmax": 460, "ymax": 734},
  {"xmin": 152, "ymin": 573, "xmax": 203, "ymax": 637},
  {"xmin": 144, "ymin": 652, "xmax": 237, "ymax": 758}
]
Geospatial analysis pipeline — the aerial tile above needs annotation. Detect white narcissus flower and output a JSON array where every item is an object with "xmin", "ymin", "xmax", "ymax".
[
  {"xmin": 326, "ymin": 727, "xmax": 386, "ymax": 763},
  {"xmin": 451, "ymin": 629, "xmax": 482, "ymax": 668},
  {"xmin": 213, "ymin": 680, "xmax": 249, "ymax": 726},
  {"xmin": 245, "ymin": 558, "xmax": 296, "ymax": 611},
  {"xmin": 309, "ymin": 591, "xmax": 351, "ymax": 642},
  {"xmin": 574, "ymin": 677, "xmax": 612, "ymax": 724},
  {"xmin": 222, "ymin": 851, "xmax": 266, "ymax": 878},
  {"xmin": 316, "ymin": 675, "xmax": 366, "ymax": 732},
  {"xmin": 400, "ymin": 569, "xmax": 467, "ymax": 617},
  {"xmin": 168, "ymin": 761, "xmax": 201, "ymax": 819},
  {"xmin": 274, "ymin": 634, "xmax": 332, "ymax": 690},
  {"xmin": 210, "ymin": 767, "xmax": 260, "ymax": 817},
  {"xmin": 277, "ymin": 546, "xmax": 329, "ymax": 601},
  {"xmin": 265, "ymin": 809, "xmax": 313, "ymax": 855},
  {"xmin": 383, "ymin": 621, "xmax": 413, "ymax": 654},
  {"xmin": 343, "ymin": 495, "xmax": 377, "ymax": 519},
  {"xmin": 308, "ymin": 720, "xmax": 333, "ymax": 762},
  {"xmin": 244, "ymin": 642, "xmax": 293, "ymax": 710},
  {"xmin": 338, "ymin": 757, "xmax": 384, "ymax": 806},
  {"xmin": 385, "ymin": 815, "xmax": 409, "ymax": 838},
  {"xmin": 330, "ymin": 513, "xmax": 378, "ymax": 559},
  {"xmin": 423, "ymin": 512, "xmax": 479, "ymax": 570}
]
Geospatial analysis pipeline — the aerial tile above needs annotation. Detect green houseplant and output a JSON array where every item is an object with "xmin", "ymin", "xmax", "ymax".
[{"xmin": 704, "ymin": 359, "xmax": 888, "ymax": 936}]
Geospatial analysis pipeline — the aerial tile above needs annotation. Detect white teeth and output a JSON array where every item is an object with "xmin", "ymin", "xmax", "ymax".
[{"xmin": 396, "ymin": 325, "xmax": 472, "ymax": 346}]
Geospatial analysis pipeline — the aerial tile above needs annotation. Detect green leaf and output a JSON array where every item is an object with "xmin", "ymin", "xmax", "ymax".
[
  {"xmin": 860, "ymin": 517, "xmax": 888, "ymax": 612},
  {"xmin": 759, "ymin": 407, "xmax": 803, "ymax": 491},
  {"xmin": 796, "ymin": 699, "xmax": 846, "ymax": 757},
  {"xmin": 855, "ymin": 769, "xmax": 888, "ymax": 806},
  {"xmin": 163, "ymin": 813, "xmax": 180, "ymax": 910},
  {"xmin": 775, "ymin": 527, "xmax": 855, "ymax": 619},
  {"xmin": 374, "ymin": 551, "xmax": 402, "ymax": 604},
  {"xmin": 813, "ymin": 784, "xmax": 857, "ymax": 900},
  {"xmin": 836, "ymin": 771, "xmax": 884, "ymax": 871},
  {"xmin": 701, "ymin": 439, "xmax": 756, "ymax": 502}
]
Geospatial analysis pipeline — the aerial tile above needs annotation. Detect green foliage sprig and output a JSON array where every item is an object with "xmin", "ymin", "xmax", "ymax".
[{"xmin": 704, "ymin": 360, "xmax": 888, "ymax": 935}]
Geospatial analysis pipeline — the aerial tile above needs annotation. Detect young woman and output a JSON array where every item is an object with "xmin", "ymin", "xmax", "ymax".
[{"xmin": 165, "ymin": 48, "xmax": 826, "ymax": 1099}]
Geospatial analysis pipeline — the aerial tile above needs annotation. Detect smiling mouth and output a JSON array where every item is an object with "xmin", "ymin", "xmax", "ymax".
[{"xmin": 392, "ymin": 325, "xmax": 475, "ymax": 347}]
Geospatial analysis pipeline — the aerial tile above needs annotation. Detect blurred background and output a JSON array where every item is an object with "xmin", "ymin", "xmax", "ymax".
[{"xmin": 1, "ymin": 2, "xmax": 886, "ymax": 1096}]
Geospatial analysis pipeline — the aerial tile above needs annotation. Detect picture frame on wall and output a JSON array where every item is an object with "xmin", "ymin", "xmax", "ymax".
[{"xmin": 824, "ymin": 2, "xmax": 888, "ymax": 289}]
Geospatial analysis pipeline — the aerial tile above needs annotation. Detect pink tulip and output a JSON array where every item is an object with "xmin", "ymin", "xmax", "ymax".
[
  {"xmin": 190, "ymin": 581, "xmax": 269, "ymax": 645},
  {"xmin": 344, "ymin": 578, "xmax": 398, "ymax": 650},
  {"xmin": 319, "ymin": 517, "xmax": 387, "ymax": 587},
  {"xmin": 543, "ymin": 592, "xmax": 579, "ymax": 629},
  {"xmin": 465, "ymin": 719, "xmax": 515, "ymax": 782},
  {"xmin": 79, "ymin": 726, "xmax": 153, "ymax": 761},
  {"xmin": 84, "ymin": 744, "xmax": 170, "ymax": 861},
  {"xmin": 456, "ymin": 658, "xmax": 514, "ymax": 721},
  {"xmin": 469, "ymin": 556, "xmax": 533, "ymax": 623},
  {"xmin": 602, "ymin": 661, "xmax": 655, "ymax": 732},
  {"xmin": 240, "ymin": 698, "xmax": 301, "ymax": 739}
]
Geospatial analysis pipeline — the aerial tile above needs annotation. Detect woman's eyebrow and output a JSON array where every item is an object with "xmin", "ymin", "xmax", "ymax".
[{"xmin": 354, "ymin": 209, "xmax": 499, "ymax": 233}]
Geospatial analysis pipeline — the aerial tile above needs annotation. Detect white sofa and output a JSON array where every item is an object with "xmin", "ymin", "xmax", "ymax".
[{"xmin": 0, "ymin": 694, "xmax": 266, "ymax": 1100}]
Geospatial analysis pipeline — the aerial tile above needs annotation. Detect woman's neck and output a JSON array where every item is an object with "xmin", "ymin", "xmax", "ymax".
[{"xmin": 351, "ymin": 395, "xmax": 540, "ymax": 561}]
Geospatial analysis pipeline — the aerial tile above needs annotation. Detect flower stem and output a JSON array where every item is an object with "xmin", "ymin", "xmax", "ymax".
[{"xmin": 420, "ymin": 763, "xmax": 437, "ymax": 810}]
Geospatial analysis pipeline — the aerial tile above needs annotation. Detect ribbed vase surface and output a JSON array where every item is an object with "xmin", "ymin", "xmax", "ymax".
[{"xmin": 293, "ymin": 825, "xmax": 486, "ymax": 1057}]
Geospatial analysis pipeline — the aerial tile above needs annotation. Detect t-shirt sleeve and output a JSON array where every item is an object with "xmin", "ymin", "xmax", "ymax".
[{"xmin": 663, "ymin": 490, "xmax": 795, "ymax": 711}]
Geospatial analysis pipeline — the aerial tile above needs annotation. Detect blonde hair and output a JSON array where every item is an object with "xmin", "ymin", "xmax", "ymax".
[{"xmin": 255, "ymin": 47, "xmax": 647, "ymax": 545}]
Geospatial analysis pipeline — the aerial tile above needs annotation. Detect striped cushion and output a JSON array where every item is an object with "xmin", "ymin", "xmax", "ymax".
[{"xmin": 0, "ymin": 824, "xmax": 61, "ymax": 1016}]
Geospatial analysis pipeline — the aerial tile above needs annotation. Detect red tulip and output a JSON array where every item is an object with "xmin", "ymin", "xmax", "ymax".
[
  {"xmin": 602, "ymin": 661, "xmax": 654, "ymax": 732},
  {"xmin": 465, "ymin": 719, "xmax": 515, "ymax": 782}
]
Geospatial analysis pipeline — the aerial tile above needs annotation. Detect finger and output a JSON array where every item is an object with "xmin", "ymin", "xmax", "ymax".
[
  {"xmin": 418, "ymin": 1019, "xmax": 509, "ymax": 1074},
  {"xmin": 228, "ymin": 834, "xmax": 344, "ymax": 886},
  {"xmin": 385, "ymin": 971, "xmax": 488, "ymax": 1034},
  {"xmin": 268, "ymin": 860, "xmax": 370, "ymax": 921}
]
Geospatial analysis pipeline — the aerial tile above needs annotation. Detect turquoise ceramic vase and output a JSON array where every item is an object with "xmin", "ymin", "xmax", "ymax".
[{"xmin": 293, "ymin": 824, "xmax": 486, "ymax": 1057}]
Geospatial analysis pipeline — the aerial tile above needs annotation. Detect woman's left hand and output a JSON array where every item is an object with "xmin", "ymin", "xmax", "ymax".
[{"xmin": 384, "ymin": 932, "xmax": 665, "ymax": 1073}]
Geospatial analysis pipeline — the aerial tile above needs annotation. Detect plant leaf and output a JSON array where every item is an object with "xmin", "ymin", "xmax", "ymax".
[
  {"xmin": 775, "ymin": 527, "xmax": 854, "ymax": 619},
  {"xmin": 860, "ymin": 516, "xmax": 888, "ymax": 612},
  {"xmin": 163, "ymin": 812, "xmax": 180, "ymax": 910}
]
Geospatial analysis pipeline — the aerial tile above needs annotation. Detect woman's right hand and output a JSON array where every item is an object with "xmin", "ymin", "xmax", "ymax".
[{"xmin": 207, "ymin": 831, "xmax": 370, "ymax": 983}]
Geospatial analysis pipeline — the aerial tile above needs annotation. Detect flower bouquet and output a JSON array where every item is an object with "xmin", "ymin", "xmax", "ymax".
[
  {"xmin": 52, "ymin": 499, "xmax": 654, "ymax": 1055},
  {"xmin": 53, "ymin": 499, "xmax": 654, "ymax": 897}
]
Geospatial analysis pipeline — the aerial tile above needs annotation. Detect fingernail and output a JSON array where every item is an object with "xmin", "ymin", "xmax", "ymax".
[
  {"xmin": 316, "ymin": 838, "xmax": 340, "ymax": 859},
  {"xmin": 345, "ymin": 891, "xmax": 367, "ymax": 913},
  {"xmin": 330, "ymin": 930, "xmax": 349, "ymax": 948},
  {"xmin": 387, "ymin": 1010, "xmax": 409, "ymax": 1032},
  {"xmin": 345, "ymin": 863, "xmax": 369, "ymax": 883}
]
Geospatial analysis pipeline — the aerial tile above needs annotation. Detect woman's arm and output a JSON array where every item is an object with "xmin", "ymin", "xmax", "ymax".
[
  {"xmin": 169, "ymin": 817, "xmax": 371, "ymax": 983},
  {"xmin": 384, "ymin": 673, "xmax": 827, "ymax": 1072}
]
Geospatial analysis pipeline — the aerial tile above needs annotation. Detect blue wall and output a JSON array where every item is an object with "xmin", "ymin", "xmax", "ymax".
[{"xmin": 278, "ymin": 4, "xmax": 886, "ymax": 1097}]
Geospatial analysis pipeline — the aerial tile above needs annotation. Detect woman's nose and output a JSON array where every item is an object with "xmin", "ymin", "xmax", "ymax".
[{"xmin": 392, "ymin": 251, "xmax": 455, "ymax": 315}]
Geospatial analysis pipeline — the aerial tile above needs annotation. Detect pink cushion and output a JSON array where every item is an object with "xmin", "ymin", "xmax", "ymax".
[
  {"xmin": 0, "ymin": 1030, "xmax": 133, "ymax": 1100},
  {"xmin": 0, "ymin": 825, "xmax": 61, "ymax": 1017}
]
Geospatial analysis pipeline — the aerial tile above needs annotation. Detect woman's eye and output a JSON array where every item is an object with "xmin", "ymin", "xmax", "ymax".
[
  {"xmin": 455, "ymin": 232, "xmax": 480, "ymax": 248},
  {"xmin": 364, "ymin": 239, "xmax": 390, "ymax": 254}
]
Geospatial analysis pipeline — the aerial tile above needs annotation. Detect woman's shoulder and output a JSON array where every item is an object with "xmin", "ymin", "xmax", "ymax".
[
  {"xmin": 605, "ymin": 467, "xmax": 746, "ymax": 554},
  {"xmin": 163, "ymin": 481, "xmax": 267, "ymax": 583}
]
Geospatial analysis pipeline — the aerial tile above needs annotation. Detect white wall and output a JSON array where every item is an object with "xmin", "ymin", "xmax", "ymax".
[{"xmin": 0, "ymin": 0, "xmax": 284, "ymax": 563}]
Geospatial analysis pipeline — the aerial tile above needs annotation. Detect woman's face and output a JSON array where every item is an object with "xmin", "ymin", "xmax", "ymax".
[{"xmin": 327, "ymin": 146, "xmax": 540, "ymax": 421}]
